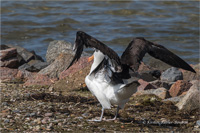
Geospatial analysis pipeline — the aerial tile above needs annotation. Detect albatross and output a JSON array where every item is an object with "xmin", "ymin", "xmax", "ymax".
[{"xmin": 67, "ymin": 31, "xmax": 196, "ymax": 122}]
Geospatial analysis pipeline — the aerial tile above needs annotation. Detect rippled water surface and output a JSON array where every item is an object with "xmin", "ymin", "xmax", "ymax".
[{"xmin": 1, "ymin": 1, "xmax": 199, "ymax": 64}]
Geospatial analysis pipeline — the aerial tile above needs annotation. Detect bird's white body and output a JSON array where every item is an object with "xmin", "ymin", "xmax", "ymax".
[{"xmin": 85, "ymin": 50, "xmax": 138, "ymax": 110}]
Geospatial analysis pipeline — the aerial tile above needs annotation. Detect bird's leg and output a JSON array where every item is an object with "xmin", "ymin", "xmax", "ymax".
[
  {"xmin": 88, "ymin": 108, "xmax": 104, "ymax": 122},
  {"xmin": 106, "ymin": 106, "xmax": 120, "ymax": 121}
]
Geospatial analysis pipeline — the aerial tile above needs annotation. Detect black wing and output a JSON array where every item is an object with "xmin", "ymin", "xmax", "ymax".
[
  {"xmin": 121, "ymin": 37, "xmax": 196, "ymax": 73},
  {"xmin": 67, "ymin": 31, "xmax": 121, "ymax": 69}
]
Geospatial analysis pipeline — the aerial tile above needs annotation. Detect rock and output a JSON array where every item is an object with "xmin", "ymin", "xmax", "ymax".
[
  {"xmin": 149, "ymin": 80, "xmax": 174, "ymax": 90},
  {"xmin": 137, "ymin": 79, "xmax": 156, "ymax": 91},
  {"xmin": 161, "ymin": 67, "xmax": 183, "ymax": 82},
  {"xmin": 162, "ymin": 95, "xmax": 185, "ymax": 104},
  {"xmin": 0, "ymin": 48, "xmax": 17, "ymax": 61},
  {"xmin": 6, "ymin": 44, "xmax": 44, "ymax": 63},
  {"xmin": 176, "ymin": 80, "xmax": 200, "ymax": 111},
  {"xmin": 134, "ymin": 87, "xmax": 170, "ymax": 99},
  {"xmin": 59, "ymin": 56, "xmax": 93, "ymax": 79},
  {"xmin": 139, "ymin": 70, "xmax": 161, "ymax": 82},
  {"xmin": 30, "ymin": 112, "xmax": 37, "ymax": 117},
  {"xmin": 46, "ymin": 40, "xmax": 73, "ymax": 64},
  {"xmin": 19, "ymin": 60, "xmax": 49, "ymax": 72},
  {"xmin": 180, "ymin": 63, "xmax": 200, "ymax": 81},
  {"xmin": 0, "ymin": 44, "xmax": 10, "ymax": 50},
  {"xmin": 39, "ymin": 53, "xmax": 74, "ymax": 78},
  {"xmin": 169, "ymin": 80, "xmax": 192, "ymax": 97},
  {"xmin": 24, "ymin": 73, "xmax": 57, "ymax": 86},
  {"xmin": 0, "ymin": 57, "xmax": 19, "ymax": 68},
  {"xmin": 44, "ymin": 113, "xmax": 53, "ymax": 117},
  {"xmin": 148, "ymin": 58, "xmax": 171, "ymax": 71}
]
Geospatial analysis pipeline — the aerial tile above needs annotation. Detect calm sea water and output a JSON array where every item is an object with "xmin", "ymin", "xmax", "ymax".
[{"xmin": 1, "ymin": 1, "xmax": 199, "ymax": 64}]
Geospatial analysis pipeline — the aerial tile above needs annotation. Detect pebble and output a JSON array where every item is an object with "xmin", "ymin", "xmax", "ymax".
[
  {"xmin": 42, "ymin": 117, "xmax": 49, "ymax": 124},
  {"xmin": 4, "ymin": 119, "xmax": 10, "ymax": 123},
  {"xmin": 196, "ymin": 120, "xmax": 200, "ymax": 126},
  {"xmin": 13, "ymin": 109, "xmax": 20, "ymax": 113},
  {"xmin": 25, "ymin": 113, "xmax": 31, "ymax": 117},
  {"xmin": 100, "ymin": 128, "xmax": 106, "ymax": 132},
  {"xmin": 45, "ymin": 113, "xmax": 53, "ymax": 117},
  {"xmin": 7, "ymin": 115, "xmax": 13, "ymax": 118},
  {"xmin": 82, "ymin": 112, "xmax": 89, "ymax": 117},
  {"xmin": 30, "ymin": 112, "xmax": 37, "ymax": 117}
]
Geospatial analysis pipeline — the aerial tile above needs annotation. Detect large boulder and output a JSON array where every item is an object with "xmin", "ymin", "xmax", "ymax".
[
  {"xmin": 161, "ymin": 67, "xmax": 183, "ymax": 82},
  {"xmin": 39, "ymin": 53, "xmax": 74, "ymax": 78},
  {"xmin": 176, "ymin": 80, "xmax": 200, "ymax": 111},
  {"xmin": 45, "ymin": 40, "xmax": 74, "ymax": 64}
]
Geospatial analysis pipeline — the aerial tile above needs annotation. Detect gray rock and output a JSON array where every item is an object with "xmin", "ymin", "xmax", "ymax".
[
  {"xmin": 161, "ymin": 67, "xmax": 183, "ymax": 82},
  {"xmin": 39, "ymin": 53, "xmax": 74, "ymax": 78},
  {"xmin": 19, "ymin": 60, "xmax": 49, "ymax": 72},
  {"xmin": 162, "ymin": 95, "xmax": 184, "ymax": 104},
  {"xmin": 176, "ymin": 80, "xmax": 200, "ymax": 111},
  {"xmin": 134, "ymin": 87, "xmax": 170, "ymax": 99},
  {"xmin": 150, "ymin": 80, "xmax": 174, "ymax": 90},
  {"xmin": 46, "ymin": 40, "xmax": 74, "ymax": 64},
  {"xmin": 13, "ymin": 110, "xmax": 20, "ymax": 113},
  {"xmin": 148, "ymin": 58, "xmax": 171, "ymax": 71}
]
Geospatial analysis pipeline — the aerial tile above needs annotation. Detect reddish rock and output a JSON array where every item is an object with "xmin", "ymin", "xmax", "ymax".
[
  {"xmin": 0, "ymin": 48, "xmax": 17, "ymax": 61},
  {"xmin": 176, "ymin": 80, "xmax": 200, "ymax": 111},
  {"xmin": 0, "ymin": 67, "xmax": 18, "ymax": 82},
  {"xmin": 137, "ymin": 79, "xmax": 156, "ymax": 91},
  {"xmin": 24, "ymin": 73, "xmax": 57, "ymax": 86},
  {"xmin": 59, "ymin": 56, "xmax": 93, "ymax": 79},
  {"xmin": 0, "ymin": 57, "xmax": 19, "ymax": 68},
  {"xmin": 169, "ymin": 80, "xmax": 192, "ymax": 97},
  {"xmin": 180, "ymin": 63, "xmax": 199, "ymax": 81}
]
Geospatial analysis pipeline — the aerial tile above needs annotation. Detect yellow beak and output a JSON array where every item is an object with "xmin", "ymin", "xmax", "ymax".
[{"xmin": 88, "ymin": 55, "xmax": 94, "ymax": 62}]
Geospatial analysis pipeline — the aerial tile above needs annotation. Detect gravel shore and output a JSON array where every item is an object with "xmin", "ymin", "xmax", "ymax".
[{"xmin": 1, "ymin": 82, "xmax": 199, "ymax": 132}]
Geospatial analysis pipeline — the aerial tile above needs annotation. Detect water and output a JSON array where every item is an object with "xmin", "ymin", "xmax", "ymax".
[{"xmin": 1, "ymin": 1, "xmax": 199, "ymax": 64}]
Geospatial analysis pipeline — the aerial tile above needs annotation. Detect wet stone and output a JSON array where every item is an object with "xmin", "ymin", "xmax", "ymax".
[{"xmin": 161, "ymin": 67, "xmax": 183, "ymax": 82}]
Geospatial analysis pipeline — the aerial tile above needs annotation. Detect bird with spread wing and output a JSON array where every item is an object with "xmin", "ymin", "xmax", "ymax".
[{"xmin": 67, "ymin": 31, "xmax": 196, "ymax": 122}]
